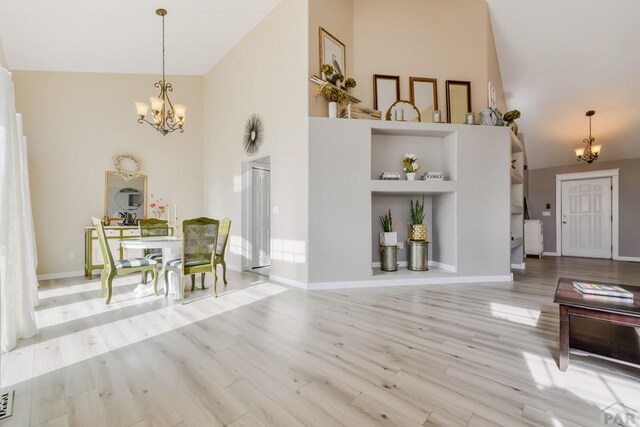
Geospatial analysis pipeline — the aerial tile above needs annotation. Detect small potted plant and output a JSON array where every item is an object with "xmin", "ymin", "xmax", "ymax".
[
  {"xmin": 503, "ymin": 109, "xmax": 521, "ymax": 135},
  {"xmin": 318, "ymin": 64, "xmax": 357, "ymax": 118},
  {"xmin": 409, "ymin": 197, "xmax": 426, "ymax": 241},
  {"xmin": 379, "ymin": 209, "xmax": 397, "ymax": 246},
  {"xmin": 402, "ymin": 154, "xmax": 420, "ymax": 180},
  {"xmin": 344, "ymin": 77, "xmax": 357, "ymax": 93}
]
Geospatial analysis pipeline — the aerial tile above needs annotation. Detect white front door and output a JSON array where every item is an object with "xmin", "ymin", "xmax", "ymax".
[
  {"xmin": 251, "ymin": 167, "xmax": 271, "ymax": 268},
  {"xmin": 561, "ymin": 177, "xmax": 612, "ymax": 258}
]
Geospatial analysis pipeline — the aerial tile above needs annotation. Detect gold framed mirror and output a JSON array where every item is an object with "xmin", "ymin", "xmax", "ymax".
[
  {"xmin": 409, "ymin": 77, "xmax": 438, "ymax": 122},
  {"xmin": 385, "ymin": 100, "xmax": 421, "ymax": 122},
  {"xmin": 373, "ymin": 74, "xmax": 400, "ymax": 115},
  {"xmin": 104, "ymin": 172, "xmax": 147, "ymax": 222},
  {"xmin": 445, "ymin": 80, "xmax": 472, "ymax": 124}
]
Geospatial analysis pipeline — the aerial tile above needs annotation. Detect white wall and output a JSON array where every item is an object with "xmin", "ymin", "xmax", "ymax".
[
  {"xmin": 202, "ymin": 0, "xmax": 309, "ymax": 283},
  {"xmin": 13, "ymin": 71, "xmax": 203, "ymax": 275}
]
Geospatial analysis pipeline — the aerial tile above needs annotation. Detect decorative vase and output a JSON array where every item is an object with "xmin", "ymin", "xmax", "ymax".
[
  {"xmin": 328, "ymin": 101, "xmax": 338, "ymax": 118},
  {"xmin": 479, "ymin": 109, "xmax": 497, "ymax": 126},
  {"xmin": 409, "ymin": 224, "xmax": 427, "ymax": 241},
  {"xmin": 380, "ymin": 232, "xmax": 398, "ymax": 247},
  {"xmin": 507, "ymin": 120, "xmax": 519, "ymax": 136},
  {"xmin": 406, "ymin": 172, "xmax": 416, "ymax": 181}
]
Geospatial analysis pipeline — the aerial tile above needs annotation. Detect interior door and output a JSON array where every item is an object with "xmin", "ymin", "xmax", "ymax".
[
  {"xmin": 251, "ymin": 167, "xmax": 271, "ymax": 268},
  {"xmin": 561, "ymin": 178, "xmax": 612, "ymax": 258}
]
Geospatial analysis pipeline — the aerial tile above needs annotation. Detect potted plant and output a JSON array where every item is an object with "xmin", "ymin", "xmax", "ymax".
[
  {"xmin": 318, "ymin": 63, "xmax": 357, "ymax": 118},
  {"xmin": 503, "ymin": 109, "xmax": 521, "ymax": 135},
  {"xmin": 402, "ymin": 154, "xmax": 420, "ymax": 180},
  {"xmin": 409, "ymin": 197, "xmax": 427, "ymax": 241},
  {"xmin": 379, "ymin": 209, "xmax": 397, "ymax": 246}
]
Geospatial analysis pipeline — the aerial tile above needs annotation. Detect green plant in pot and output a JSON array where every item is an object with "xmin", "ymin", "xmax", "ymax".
[
  {"xmin": 379, "ymin": 209, "xmax": 397, "ymax": 247},
  {"xmin": 503, "ymin": 109, "xmax": 521, "ymax": 135},
  {"xmin": 409, "ymin": 197, "xmax": 427, "ymax": 241}
]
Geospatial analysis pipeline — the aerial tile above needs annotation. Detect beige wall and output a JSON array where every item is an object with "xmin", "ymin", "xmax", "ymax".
[
  {"xmin": 13, "ymin": 71, "xmax": 203, "ymax": 275},
  {"xmin": 0, "ymin": 38, "xmax": 7, "ymax": 68},
  {"xmin": 202, "ymin": 0, "xmax": 309, "ymax": 283},
  {"xmin": 309, "ymin": 0, "xmax": 507, "ymax": 119},
  {"xmin": 486, "ymin": 14, "xmax": 507, "ymax": 113},
  {"xmin": 308, "ymin": 0, "xmax": 354, "ymax": 117}
]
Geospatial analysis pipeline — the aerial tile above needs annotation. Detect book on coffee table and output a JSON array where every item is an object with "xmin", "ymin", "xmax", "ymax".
[{"xmin": 573, "ymin": 282, "xmax": 634, "ymax": 299}]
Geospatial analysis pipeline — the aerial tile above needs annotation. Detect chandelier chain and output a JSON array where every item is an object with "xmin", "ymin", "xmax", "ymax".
[{"xmin": 161, "ymin": 12, "xmax": 165, "ymax": 83}]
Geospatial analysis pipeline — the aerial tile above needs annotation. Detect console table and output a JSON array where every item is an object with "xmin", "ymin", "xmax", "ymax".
[{"xmin": 554, "ymin": 277, "xmax": 640, "ymax": 371}]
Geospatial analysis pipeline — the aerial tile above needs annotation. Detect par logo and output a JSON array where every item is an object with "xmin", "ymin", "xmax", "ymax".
[{"xmin": 601, "ymin": 402, "xmax": 638, "ymax": 426}]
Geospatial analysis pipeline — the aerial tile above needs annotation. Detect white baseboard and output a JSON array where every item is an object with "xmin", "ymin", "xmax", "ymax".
[
  {"xmin": 305, "ymin": 274, "xmax": 513, "ymax": 290},
  {"xmin": 37, "ymin": 270, "xmax": 85, "ymax": 281},
  {"xmin": 268, "ymin": 274, "xmax": 308, "ymax": 290},
  {"xmin": 614, "ymin": 256, "xmax": 640, "ymax": 262},
  {"xmin": 371, "ymin": 261, "xmax": 457, "ymax": 273},
  {"xmin": 510, "ymin": 263, "xmax": 526, "ymax": 270},
  {"xmin": 543, "ymin": 252, "xmax": 560, "ymax": 256},
  {"xmin": 227, "ymin": 264, "xmax": 243, "ymax": 272}
]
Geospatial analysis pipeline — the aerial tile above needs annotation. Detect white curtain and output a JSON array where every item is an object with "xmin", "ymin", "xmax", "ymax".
[{"xmin": 0, "ymin": 67, "xmax": 38, "ymax": 353}]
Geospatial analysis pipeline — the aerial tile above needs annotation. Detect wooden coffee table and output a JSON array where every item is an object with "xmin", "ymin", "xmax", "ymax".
[{"xmin": 554, "ymin": 278, "xmax": 640, "ymax": 371}]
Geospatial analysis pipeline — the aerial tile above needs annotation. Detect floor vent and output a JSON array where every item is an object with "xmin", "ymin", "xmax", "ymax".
[{"xmin": 0, "ymin": 390, "xmax": 15, "ymax": 420}]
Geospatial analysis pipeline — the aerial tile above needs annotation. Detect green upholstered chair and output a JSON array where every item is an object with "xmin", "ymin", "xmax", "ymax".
[
  {"xmin": 195, "ymin": 218, "xmax": 231, "ymax": 291},
  {"xmin": 92, "ymin": 217, "xmax": 159, "ymax": 304},
  {"xmin": 138, "ymin": 218, "xmax": 169, "ymax": 284},
  {"xmin": 165, "ymin": 217, "xmax": 220, "ymax": 300}
]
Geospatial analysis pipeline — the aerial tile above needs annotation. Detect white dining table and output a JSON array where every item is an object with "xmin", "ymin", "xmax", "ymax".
[{"xmin": 120, "ymin": 237, "xmax": 182, "ymax": 300}]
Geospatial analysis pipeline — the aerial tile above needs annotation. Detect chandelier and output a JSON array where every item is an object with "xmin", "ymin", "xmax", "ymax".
[
  {"xmin": 574, "ymin": 110, "xmax": 601, "ymax": 164},
  {"xmin": 135, "ymin": 9, "xmax": 186, "ymax": 135}
]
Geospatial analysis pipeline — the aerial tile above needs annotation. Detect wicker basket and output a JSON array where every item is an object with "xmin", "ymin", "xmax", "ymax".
[{"xmin": 409, "ymin": 224, "xmax": 427, "ymax": 241}]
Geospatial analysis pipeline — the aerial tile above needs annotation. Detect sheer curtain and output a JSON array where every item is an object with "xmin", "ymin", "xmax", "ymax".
[{"xmin": 0, "ymin": 67, "xmax": 38, "ymax": 353}]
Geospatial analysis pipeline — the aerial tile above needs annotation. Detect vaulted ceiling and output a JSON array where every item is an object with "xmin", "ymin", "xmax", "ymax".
[
  {"xmin": 488, "ymin": 0, "xmax": 640, "ymax": 169},
  {"xmin": 0, "ymin": 0, "xmax": 281, "ymax": 75},
  {"xmin": 2, "ymin": 0, "xmax": 638, "ymax": 170}
]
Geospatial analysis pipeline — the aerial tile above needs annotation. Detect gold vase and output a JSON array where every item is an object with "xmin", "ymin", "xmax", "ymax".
[{"xmin": 409, "ymin": 224, "xmax": 427, "ymax": 241}]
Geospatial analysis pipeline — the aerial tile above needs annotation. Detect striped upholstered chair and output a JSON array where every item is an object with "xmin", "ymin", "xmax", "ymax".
[
  {"xmin": 138, "ymin": 218, "xmax": 169, "ymax": 284},
  {"xmin": 92, "ymin": 217, "xmax": 159, "ymax": 304}
]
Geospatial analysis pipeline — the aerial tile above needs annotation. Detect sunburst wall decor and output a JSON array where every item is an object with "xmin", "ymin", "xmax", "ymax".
[{"xmin": 243, "ymin": 114, "xmax": 264, "ymax": 155}]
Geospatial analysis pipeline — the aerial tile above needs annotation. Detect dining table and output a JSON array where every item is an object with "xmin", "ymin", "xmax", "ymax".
[{"xmin": 120, "ymin": 236, "xmax": 182, "ymax": 300}]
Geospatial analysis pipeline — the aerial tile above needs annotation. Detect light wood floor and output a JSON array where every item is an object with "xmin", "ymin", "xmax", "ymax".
[{"xmin": 2, "ymin": 258, "xmax": 639, "ymax": 426}]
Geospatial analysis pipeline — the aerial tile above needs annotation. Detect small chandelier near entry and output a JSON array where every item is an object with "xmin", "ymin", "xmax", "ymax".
[
  {"xmin": 575, "ymin": 110, "xmax": 601, "ymax": 164},
  {"xmin": 135, "ymin": 9, "xmax": 186, "ymax": 136}
]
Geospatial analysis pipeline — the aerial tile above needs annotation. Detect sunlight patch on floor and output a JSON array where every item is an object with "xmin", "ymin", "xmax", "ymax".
[
  {"xmin": 490, "ymin": 302, "xmax": 540, "ymax": 327},
  {"xmin": 1, "ymin": 282, "xmax": 288, "ymax": 388}
]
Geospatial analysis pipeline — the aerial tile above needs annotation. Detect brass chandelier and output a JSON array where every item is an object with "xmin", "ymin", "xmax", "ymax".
[
  {"xmin": 135, "ymin": 8, "xmax": 186, "ymax": 135},
  {"xmin": 574, "ymin": 110, "xmax": 601, "ymax": 164}
]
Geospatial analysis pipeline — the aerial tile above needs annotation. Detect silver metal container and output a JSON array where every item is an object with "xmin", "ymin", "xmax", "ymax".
[
  {"xmin": 380, "ymin": 246, "xmax": 398, "ymax": 272},
  {"xmin": 408, "ymin": 240, "xmax": 429, "ymax": 271}
]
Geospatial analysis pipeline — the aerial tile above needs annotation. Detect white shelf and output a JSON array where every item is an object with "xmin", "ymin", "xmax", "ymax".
[
  {"xmin": 510, "ymin": 169, "xmax": 523, "ymax": 184},
  {"xmin": 511, "ymin": 204, "xmax": 523, "ymax": 214},
  {"xmin": 511, "ymin": 237, "xmax": 523, "ymax": 249},
  {"xmin": 371, "ymin": 180, "xmax": 457, "ymax": 195}
]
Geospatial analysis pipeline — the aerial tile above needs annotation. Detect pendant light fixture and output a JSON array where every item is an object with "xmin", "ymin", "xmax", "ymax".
[
  {"xmin": 574, "ymin": 110, "xmax": 601, "ymax": 164},
  {"xmin": 135, "ymin": 9, "xmax": 186, "ymax": 135}
]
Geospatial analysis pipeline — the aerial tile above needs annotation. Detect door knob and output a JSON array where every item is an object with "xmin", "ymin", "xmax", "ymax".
[{"xmin": 562, "ymin": 215, "xmax": 567, "ymax": 225}]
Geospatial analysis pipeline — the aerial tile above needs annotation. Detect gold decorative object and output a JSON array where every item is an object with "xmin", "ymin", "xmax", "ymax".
[
  {"xmin": 134, "ymin": 9, "xmax": 186, "ymax": 136},
  {"xmin": 409, "ymin": 224, "xmax": 427, "ymax": 241},
  {"xmin": 385, "ymin": 100, "xmax": 421, "ymax": 122},
  {"xmin": 112, "ymin": 153, "xmax": 142, "ymax": 181},
  {"xmin": 101, "ymin": 215, "xmax": 111, "ymax": 226}
]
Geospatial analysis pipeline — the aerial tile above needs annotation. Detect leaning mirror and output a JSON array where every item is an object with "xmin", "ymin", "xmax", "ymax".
[
  {"xmin": 409, "ymin": 77, "xmax": 438, "ymax": 122},
  {"xmin": 445, "ymin": 80, "xmax": 472, "ymax": 124},
  {"xmin": 104, "ymin": 172, "xmax": 147, "ymax": 222},
  {"xmin": 373, "ymin": 74, "xmax": 400, "ymax": 117}
]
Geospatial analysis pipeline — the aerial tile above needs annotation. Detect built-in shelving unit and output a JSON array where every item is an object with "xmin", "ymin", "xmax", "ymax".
[
  {"xmin": 510, "ymin": 131, "xmax": 525, "ymax": 269},
  {"xmin": 370, "ymin": 180, "xmax": 457, "ymax": 194}
]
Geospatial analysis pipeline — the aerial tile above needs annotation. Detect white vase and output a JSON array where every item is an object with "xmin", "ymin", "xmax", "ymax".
[
  {"xmin": 406, "ymin": 172, "xmax": 416, "ymax": 181},
  {"xmin": 380, "ymin": 232, "xmax": 398, "ymax": 247},
  {"xmin": 328, "ymin": 101, "xmax": 338, "ymax": 118}
]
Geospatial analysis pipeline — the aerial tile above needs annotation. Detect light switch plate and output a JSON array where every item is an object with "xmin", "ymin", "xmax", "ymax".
[{"xmin": 542, "ymin": 211, "xmax": 551, "ymax": 217}]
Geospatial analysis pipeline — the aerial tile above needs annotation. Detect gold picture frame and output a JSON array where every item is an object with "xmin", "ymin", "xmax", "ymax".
[
  {"xmin": 319, "ymin": 27, "xmax": 346, "ymax": 76},
  {"xmin": 373, "ymin": 74, "xmax": 400, "ymax": 112},
  {"xmin": 409, "ymin": 77, "xmax": 438, "ymax": 122}
]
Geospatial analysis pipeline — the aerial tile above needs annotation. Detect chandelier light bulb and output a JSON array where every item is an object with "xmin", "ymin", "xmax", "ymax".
[{"xmin": 135, "ymin": 102, "xmax": 149, "ymax": 118}]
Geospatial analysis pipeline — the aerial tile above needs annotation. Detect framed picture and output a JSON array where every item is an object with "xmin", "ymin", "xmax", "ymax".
[
  {"xmin": 409, "ymin": 77, "xmax": 438, "ymax": 122},
  {"xmin": 319, "ymin": 27, "xmax": 346, "ymax": 76},
  {"xmin": 445, "ymin": 80, "xmax": 472, "ymax": 124},
  {"xmin": 373, "ymin": 74, "xmax": 400, "ymax": 114}
]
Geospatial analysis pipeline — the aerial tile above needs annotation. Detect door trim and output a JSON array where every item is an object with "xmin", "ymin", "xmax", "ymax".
[
  {"xmin": 555, "ymin": 169, "xmax": 619, "ymax": 259},
  {"xmin": 241, "ymin": 157, "xmax": 271, "ymax": 271}
]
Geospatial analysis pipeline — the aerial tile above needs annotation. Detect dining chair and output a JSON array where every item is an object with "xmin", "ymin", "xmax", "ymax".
[
  {"xmin": 165, "ymin": 217, "xmax": 220, "ymax": 300},
  {"xmin": 196, "ymin": 218, "xmax": 231, "ymax": 291},
  {"xmin": 138, "ymin": 218, "xmax": 169, "ymax": 284},
  {"xmin": 91, "ymin": 217, "xmax": 159, "ymax": 304}
]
